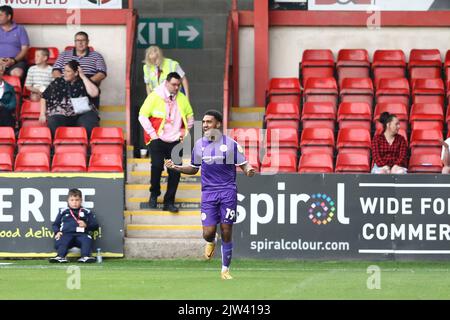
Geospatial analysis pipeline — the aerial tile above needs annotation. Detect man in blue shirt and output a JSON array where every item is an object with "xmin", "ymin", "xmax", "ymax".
[{"xmin": 165, "ymin": 110, "xmax": 255, "ymax": 280}]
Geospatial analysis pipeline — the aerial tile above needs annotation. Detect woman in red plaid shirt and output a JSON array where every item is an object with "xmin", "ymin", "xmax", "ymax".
[{"xmin": 371, "ymin": 112, "xmax": 408, "ymax": 174}]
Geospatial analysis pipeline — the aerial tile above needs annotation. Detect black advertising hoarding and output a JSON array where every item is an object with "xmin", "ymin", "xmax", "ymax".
[
  {"xmin": 0, "ymin": 173, "xmax": 124, "ymax": 258},
  {"xmin": 308, "ymin": 0, "xmax": 450, "ymax": 11},
  {"xmin": 235, "ymin": 174, "xmax": 450, "ymax": 260}
]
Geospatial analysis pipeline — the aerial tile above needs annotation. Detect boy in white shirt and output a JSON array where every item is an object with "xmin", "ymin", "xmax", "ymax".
[{"xmin": 24, "ymin": 48, "xmax": 53, "ymax": 102}]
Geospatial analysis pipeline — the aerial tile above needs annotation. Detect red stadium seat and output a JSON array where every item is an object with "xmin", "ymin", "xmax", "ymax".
[
  {"xmin": 372, "ymin": 50, "xmax": 407, "ymax": 88},
  {"xmin": 53, "ymin": 127, "xmax": 88, "ymax": 154},
  {"xmin": 261, "ymin": 152, "xmax": 297, "ymax": 173},
  {"xmin": 20, "ymin": 100, "xmax": 41, "ymax": 121},
  {"xmin": 228, "ymin": 128, "xmax": 261, "ymax": 148},
  {"xmin": 17, "ymin": 127, "xmax": 52, "ymax": 156},
  {"xmin": 335, "ymin": 153, "xmax": 370, "ymax": 173},
  {"xmin": 336, "ymin": 49, "xmax": 370, "ymax": 87},
  {"xmin": 51, "ymin": 152, "xmax": 87, "ymax": 172},
  {"xmin": 265, "ymin": 102, "xmax": 300, "ymax": 120},
  {"xmin": 408, "ymin": 49, "xmax": 442, "ymax": 85},
  {"xmin": 3, "ymin": 75, "xmax": 22, "ymax": 94},
  {"xmin": 20, "ymin": 119, "xmax": 46, "ymax": 128},
  {"xmin": 301, "ymin": 101, "xmax": 336, "ymax": 130},
  {"xmin": 0, "ymin": 152, "xmax": 13, "ymax": 171},
  {"xmin": 0, "ymin": 127, "xmax": 16, "ymax": 145},
  {"xmin": 266, "ymin": 119, "xmax": 299, "ymax": 130},
  {"xmin": 300, "ymin": 49, "xmax": 334, "ymax": 87},
  {"xmin": 337, "ymin": 102, "xmax": 372, "ymax": 130},
  {"xmin": 26, "ymin": 47, "xmax": 59, "ymax": 65},
  {"xmin": 300, "ymin": 127, "xmax": 334, "ymax": 156},
  {"xmin": 303, "ymin": 77, "xmax": 338, "ymax": 109},
  {"xmin": 336, "ymin": 128, "xmax": 371, "ymax": 157},
  {"xmin": 88, "ymin": 153, "xmax": 123, "ymax": 172},
  {"xmin": 298, "ymin": 154, "xmax": 334, "ymax": 173},
  {"xmin": 412, "ymin": 78, "xmax": 445, "ymax": 105},
  {"xmin": 266, "ymin": 127, "xmax": 298, "ymax": 149},
  {"xmin": 243, "ymin": 147, "xmax": 261, "ymax": 172},
  {"xmin": 14, "ymin": 152, "xmax": 50, "ymax": 172},
  {"xmin": 90, "ymin": 127, "xmax": 124, "ymax": 155},
  {"xmin": 410, "ymin": 129, "xmax": 442, "ymax": 155},
  {"xmin": 373, "ymin": 103, "xmax": 408, "ymax": 122},
  {"xmin": 376, "ymin": 78, "xmax": 410, "ymax": 106},
  {"xmin": 267, "ymin": 78, "xmax": 301, "ymax": 95},
  {"xmin": 409, "ymin": 103, "xmax": 443, "ymax": 131},
  {"xmin": 0, "ymin": 145, "xmax": 14, "ymax": 163},
  {"xmin": 408, "ymin": 152, "xmax": 443, "ymax": 173},
  {"xmin": 339, "ymin": 77, "xmax": 374, "ymax": 108}
]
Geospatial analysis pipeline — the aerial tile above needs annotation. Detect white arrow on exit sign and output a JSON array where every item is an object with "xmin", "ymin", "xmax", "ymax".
[{"xmin": 178, "ymin": 25, "xmax": 199, "ymax": 41}]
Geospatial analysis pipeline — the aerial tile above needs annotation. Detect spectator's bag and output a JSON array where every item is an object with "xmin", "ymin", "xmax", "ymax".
[{"xmin": 71, "ymin": 96, "xmax": 91, "ymax": 114}]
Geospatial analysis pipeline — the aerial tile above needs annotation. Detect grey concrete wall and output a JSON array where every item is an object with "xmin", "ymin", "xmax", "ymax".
[{"xmin": 132, "ymin": 0, "xmax": 253, "ymax": 121}]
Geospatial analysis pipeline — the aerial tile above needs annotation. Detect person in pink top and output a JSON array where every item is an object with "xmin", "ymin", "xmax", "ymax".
[{"xmin": 138, "ymin": 72, "xmax": 194, "ymax": 212}]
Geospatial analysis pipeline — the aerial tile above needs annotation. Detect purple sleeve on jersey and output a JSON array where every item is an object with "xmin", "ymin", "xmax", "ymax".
[{"xmin": 234, "ymin": 141, "xmax": 247, "ymax": 165}]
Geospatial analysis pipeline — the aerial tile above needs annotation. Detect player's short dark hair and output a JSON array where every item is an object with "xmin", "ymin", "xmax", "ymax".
[
  {"xmin": 0, "ymin": 5, "xmax": 13, "ymax": 19},
  {"xmin": 74, "ymin": 31, "xmax": 89, "ymax": 40},
  {"xmin": 68, "ymin": 188, "xmax": 82, "ymax": 198},
  {"xmin": 166, "ymin": 72, "xmax": 181, "ymax": 82},
  {"xmin": 204, "ymin": 110, "xmax": 223, "ymax": 124}
]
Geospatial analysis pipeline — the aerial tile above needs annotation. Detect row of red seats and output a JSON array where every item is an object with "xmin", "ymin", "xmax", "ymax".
[
  {"xmin": 0, "ymin": 127, "xmax": 124, "ymax": 172},
  {"xmin": 229, "ymin": 127, "xmax": 445, "ymax": 173},
  {"xmin": 299, "ymin": 48, "xmax": 450, "ymax": 88}
]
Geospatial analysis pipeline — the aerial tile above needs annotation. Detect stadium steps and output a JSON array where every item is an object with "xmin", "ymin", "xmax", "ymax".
[
  {"xmin": 98, "ymin": 105, "xmax": 127, "ymax": 133},
  {"xmin": 124, "ymin": 238, "xmax": 204, "ymax": 259},
  {"xmin": 230, "ymin": 107, "xmax": 265, "ymax": 122}
]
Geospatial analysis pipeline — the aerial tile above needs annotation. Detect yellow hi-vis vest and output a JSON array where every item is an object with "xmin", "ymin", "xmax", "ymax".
[
  {"xmin": 143, "ymin": 58, "xmax": 180, "ymax": 92},
  {"xmin": 139, "ymin": 91, "xmax": 193, "ymax": 145}
]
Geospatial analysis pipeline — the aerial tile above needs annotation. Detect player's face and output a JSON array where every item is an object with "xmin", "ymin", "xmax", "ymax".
[
  {"xmin": 202, "ymin": 115, "xmax": 221, "ymax": 137},
  {"xmin": 68, "ymin": 196, "xmax": 82, "ymax": 209}
]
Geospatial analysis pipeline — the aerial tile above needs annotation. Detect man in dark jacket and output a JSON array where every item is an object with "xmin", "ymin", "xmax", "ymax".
[
  {"xmin": 0, "ymin": 64, "xmax": 17, "ymax": 127},
  {"xmin": 50, "ymin": 188, "xmax": 99, "ymax": 263}
]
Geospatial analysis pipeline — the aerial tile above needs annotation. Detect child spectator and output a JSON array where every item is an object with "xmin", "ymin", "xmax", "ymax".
[
  {"xmin": 25, "ymin": 48, "xmax": 53, "ymax": 102},
  {"xmin": 50, "ymin": 188, "xmax": 99, "ymax": 263}
]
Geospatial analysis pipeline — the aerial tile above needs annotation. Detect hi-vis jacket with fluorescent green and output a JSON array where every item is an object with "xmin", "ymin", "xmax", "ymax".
[{"xmin": 143, "ymin": 58, "xmax": 180, "ymax": 92}]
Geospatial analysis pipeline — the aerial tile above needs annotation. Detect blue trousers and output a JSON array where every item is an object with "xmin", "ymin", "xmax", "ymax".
[{"xmin": 55, "ymin": 233, "xmax": 93, "ymax": 257}]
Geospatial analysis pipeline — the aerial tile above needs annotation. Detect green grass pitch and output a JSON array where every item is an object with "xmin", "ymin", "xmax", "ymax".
[{"xmin": 1, "ymin": 259, "xmax": 450, "ymax": 300}]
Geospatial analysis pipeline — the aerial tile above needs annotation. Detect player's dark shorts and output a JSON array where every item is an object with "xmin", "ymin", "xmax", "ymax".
[{"xmin": 201, "ymin": 189, "xmax": 237, "ymax": 226}]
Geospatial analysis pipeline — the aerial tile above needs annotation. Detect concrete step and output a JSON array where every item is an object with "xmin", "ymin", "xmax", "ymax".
[
  {"xmin": 126, "ymin": 188, "xmax": 200, "ymax": 202},
  {"xmin": 126, "ymin": 196, "xmax": 200, "ymax": 210},
  {"xmin": 126, "ymin": 224, "xmax": 202, "ymax": 239},
  {"xmin": 124, "ymin": 210, "xmax": 200, "ymax": 225},
  {"xmin": 126, "ymin": 184, "xmax": 201, "ymax": 192},
  {"xmin": 230, "ymin": 107, "xmax": 265, "ymax": 122},
  {"xmin": 124, "ymin": 237, "xmax": 205, "ymax": 259},
  {"xmin": 127, "ymin": 158, "xmax": 191, "ymax": 172},
  {"xmin": 99, "ymin": 119, "xmax": 126, "ymax": 132},
  {"xmin": 127, "ymin": 170, "xmax": 201, "ymax": 184},
  {"xmin": 228, "ymin": 120, "xmax": 262, "ymax": 128},
  {"xmin": 98, "ymin": 105, "xmax": 126, "ymax": 121}
]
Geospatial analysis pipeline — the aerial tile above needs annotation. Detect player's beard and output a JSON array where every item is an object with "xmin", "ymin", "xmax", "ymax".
[{"xmin": 204, "ymin": 128, "xmax": 222, "ymax": 141}]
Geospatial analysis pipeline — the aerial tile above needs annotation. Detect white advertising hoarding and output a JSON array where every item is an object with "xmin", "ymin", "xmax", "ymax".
[
  {"xmin": 0, "ymin": 0, "xmax": 122, "ymax": 9},
  {"xmin": 308, "ymin": 0, "xmax": 441, "ymax": 11}
]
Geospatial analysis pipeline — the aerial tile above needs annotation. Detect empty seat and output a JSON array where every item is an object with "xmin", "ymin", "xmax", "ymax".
[
  {"xmin": 298, "ymin": 154, "xmax": 333, "ymax": 173},
  {"xmin": 410, "ymin": 129, "xmax": 443, "ymax": 155},
  {"xmin": 266, "ymin": 119, "xmax": 299, "ymax": 130},
  {"xmin": 0, "ymin": 145, "xmax": 14, "ymax": 163},
  {"xmin": 90, "ymin": 127, "xmax": 124, "ymax": 155},
  {"xmin": 336, "ymin": 49, "xmax": 370, "ymax": 87},
  {"xmin": 337, "ymin": 102, "xmax": 372, "ymax": 130},
  {"xmin": 26, "ymin": 47, "xmax": 59, "ymax": 65},
  {"xmin": 51, "ymin": 152, "xmax": 87, "ymax": 172},
  {"xmin": 300, "ymin": 127, "xmax": 335, "ymax": 156},
  {"xmin": 266, "ymin": 127, "xmax": 298, "ymax": 149},
  {"xmin": 228, "ymin": 128, "xmax": 261, "ymax": 148},
  {"xmin": 408, "ymin": 49, "xmax": 442, "ymax": 85},
  {"xmin": 409, "ymin": 152, "xmax": 442, "ymax": 173},
  {"xmin": 412, "ymin": 78, "xmax": 445, "ymax": 105},
  {"xmin": 300, "ymin": 49, "xmax": 334, "ymax": 87},
  {"xmin": 372, "ymin": 49, "xmax": 407, "ymax": 88},
  {"xmin": 53, "ymin": 127, "xmax": 88, "ymax": 154},
  {"xmin": 339, "ymin": 77, "xmax": 374, "ymax": 108},
  {"xmin": 261, "ymin": 152, "xmax": 297, "ymax": 173},
  {"xmin": 266, "ymin": 78, "xmax": 301, "ymax": 105},
  {"xmin": 17, "ymin": 127, "xmax": 52, "ymax": 156},
  {"xmin": 14, "ymin": 152, "xmax": 50, "ymax": 172},
  {"xmin": 303, "ymin": 77, "xmax": 338, "ymax": 109},
  {"xmin": 0, "ymin": 153, "xmax": 13, "ymax": 171},
  {"xmin": 376, "ymin": 78, "xmax": 410, "ymax": 106},
  {"xmin": 0, "ymin": 127, "xmax": 16, "ymax": 145},
  {"xmin": 20, "ymin": 100, "xmax": 41, "ymax": 121},
  {"xmin": 301, "ymin": 101, "xmax": 336, "ymax": 130},
  {"xmin": 336, "ymin": 128, "xmax": 371, "ymax": 157},
  {"xmin": 243, "ymin": 147, "xmax": 261, "ymax": 172},
  {"xmin": 265, "ymin": 102, "xmax": 300, "ymax": 129},
  {"xmin": 335, "ymin": 153, "xmax": 370, "ymax": 173},
  {"xmin": 445, "ymin": 50, "xmax": 450, "ymax": 81},
  {"xmin": 88, "ymin": 153, "xmax": 123, "ymax": 172},
  {"xmin": 409, "ymin": 103, "xmax": 444, "ymax": 131}
]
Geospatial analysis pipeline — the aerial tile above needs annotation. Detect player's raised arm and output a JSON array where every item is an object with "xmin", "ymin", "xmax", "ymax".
[{"xmin": 165, "ymin": 159, "xmax": 199, "ymax": 175}]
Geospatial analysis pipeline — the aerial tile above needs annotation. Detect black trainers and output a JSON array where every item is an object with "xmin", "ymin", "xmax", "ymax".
[
  {"xmin": 149, "ymin": 195, "xmax": 158, "ymax": 208},
  {"xmin": 78, "ymin": 256, "xmax": 96, "ymax": 263},
  {"xmin": 49, "ymin": 256, "xmax": 68, "ymax": 263},
  {"xmin": 162, "ymin": 203, "xmax": 179, "ymax": 213}
]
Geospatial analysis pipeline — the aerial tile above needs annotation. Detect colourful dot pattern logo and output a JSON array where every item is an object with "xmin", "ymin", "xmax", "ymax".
[{"xmin": 308, "ymin": 193, "xmax": 336, "ymax": 225}]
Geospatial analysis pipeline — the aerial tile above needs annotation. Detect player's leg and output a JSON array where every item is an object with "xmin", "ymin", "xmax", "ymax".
[
  {"xmin": 218, "ymin": 189, "xmax": 238, "ymax": 280},
  {"xmin": 201, "ymin": 191, "xmax": 220, "ymax": 259}
]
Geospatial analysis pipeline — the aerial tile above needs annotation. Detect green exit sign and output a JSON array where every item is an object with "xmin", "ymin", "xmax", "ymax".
[{"xmin": 137, "ymin": 18, "xmax": 203, "ymax": 49}]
